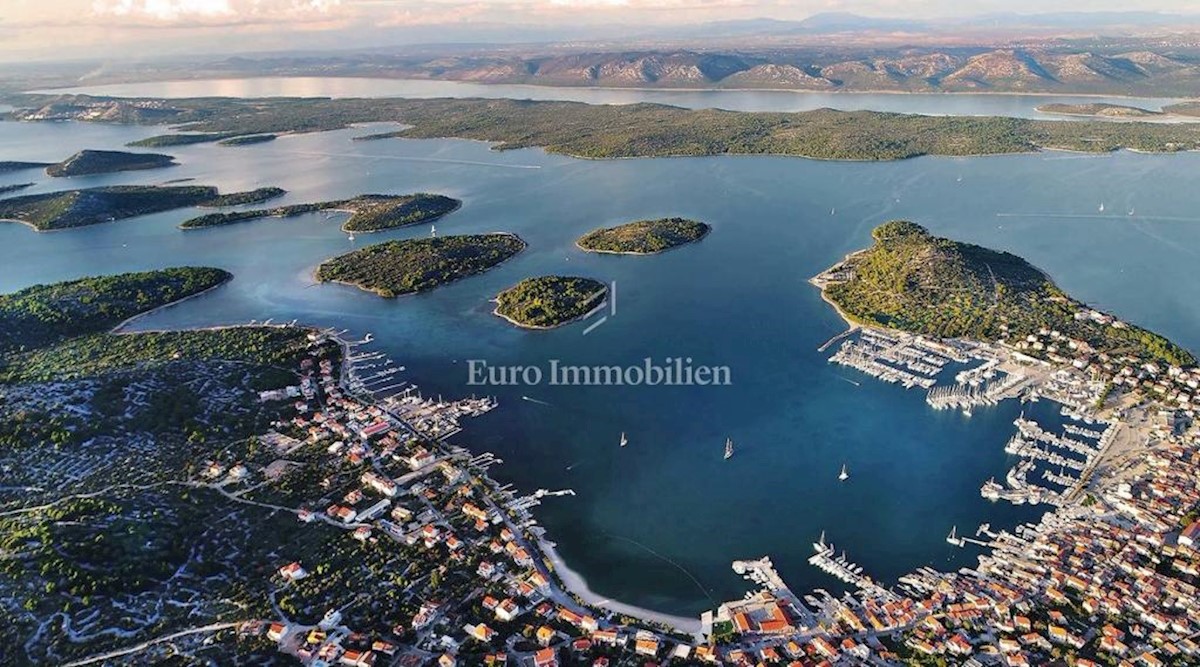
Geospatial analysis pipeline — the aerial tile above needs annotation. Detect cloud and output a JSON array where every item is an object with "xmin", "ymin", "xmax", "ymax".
[{"xmin": 91, "ymin": 0, "xmax": 342, "ymax": 23}]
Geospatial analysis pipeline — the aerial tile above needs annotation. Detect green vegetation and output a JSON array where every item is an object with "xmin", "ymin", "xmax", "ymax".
[
  {"xmin": 316, "ymin": 233, "xmax": 526, "ymax": 297},
  {"xmin": 0, "ymin": 160, "xmax": 50, "ymax": 173},
  {"xmin": 127, "ymin": 132, "xmax": 239, "ymax": 147},
  {"xmin": 0, "ymin": 182, "xmax": 33, "ymax": 196},
  {"xmin": 0, "ymin": 185, "xmax": 218, "ymax": 230},
  {"xmin": 180, "ymin": 192, "xmax": 460, "ymax": 231},
  {"xmin": 818, "ymin": 221, "xmax": 1194, "ymax": 367},
  {"xmin": 0, "ymin": 267, "xmax": 230, "ymax": 355},
  {"xmin": 218, "ymin": 133, "xmax": 277, "ymax": 146},
  {"xmin": 45, "ymin": 149, "xmax": 175, "ymax": 177},
  {"xmin": 10, "ymin": 94, "xmax": 1200, "ymax": 161},
  {"xmin": 4, "ymin": 326, "xmax": 310, "ymax": 384},
  {"xmin": 494, "ymin": 276, "xmax": 607, "ymax": 328},
  {"xmin": 577, "ymin": 217, "xmax": 710, "ymax": 254},
  {"xmin": 1037, "ymin": 103, "xmax": 1163, "ymax": 119},
  {"xmin": 341, "ymin": 193, "xmax": 459, "ymax": 232},
  {"xmin": 199, "ymin": 186, "xmax": 287, "ymax": 207}
]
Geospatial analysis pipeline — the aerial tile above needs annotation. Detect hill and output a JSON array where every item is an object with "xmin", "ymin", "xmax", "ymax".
[
  {"xmin": 45, "ymin": 150, "xmax": 175, "ymax": 177},
  {"xmin": 315, "ymin": 233, "xmax": 526, "ymax": 297},
  {"xmin": 815, "ymin": 221, "xmax": 1193, "ymax": 368}
]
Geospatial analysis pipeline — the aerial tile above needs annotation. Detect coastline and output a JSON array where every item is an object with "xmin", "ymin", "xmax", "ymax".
[
  {"xmin": 34, "ymin": 74, "xmax": 1200, "ymax": 103},
  {"xmin": 111, "ymin": 274, "xmax": 234, "ymax": 333},
  {"xmin": 575, "ymin": 226, "xmax": 711, "ymax": 255},
  {"xmin": 490, "ymin": 284, "xmax": 609, "ymax": 330},
  {"xmin": 312, "ymin": 231, "xmax": 528, "ymax": 298},
  {"xmin": 536, "ymin": 535, "xmax": 702, "ymax": 636}
]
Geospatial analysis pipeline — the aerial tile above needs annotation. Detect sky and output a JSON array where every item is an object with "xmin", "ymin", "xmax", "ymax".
[{"xmin": 3, "ymin": 0, "xmax": 1200, "ymax": 62}]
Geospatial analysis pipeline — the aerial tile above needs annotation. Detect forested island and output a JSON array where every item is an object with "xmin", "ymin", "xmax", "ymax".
[
  {"xmin": 814, "ymin": 221, "xmax": 1194, "ymax": 368},
  {"xmin": 0, "ymin": 185, "xmax": 304, "ymax": 231},
  {"xmin": 198, "ymin": 186, "xmax": 287, "ymax": 208},
  {"xmin": 45, "ymin": 149, "xmax": 175, "ymax": 177},
  {"xmin": 8, "ymin": 95, "xmax": 1200, "ymax": 161},
  {"xmin": 180, "ymin": 192, "xmax": 459, "ymax": 232},
  {"xmin": 0, "ymin": 183, "xmax": 33, "ymax": 195},
  {"xmin": 494, "ymin": 276, "xmax": 607, "ymax": 329},
  {"xmin": 315, "ymin": 233, "xmax": 526, "ymax": 297},
  {"xmin": 218, "ymin": 133, "xmax": 277, "ymax": 146},
  {"xmin": 127, "ymin": 132, "xmax": 240, "ymax": 147},
  {"xmin": 577, "ymin": 217, "xmax": 710, "ymax": 254},
  {"xmin": 0, "ymin": 160, "xmax": 51, "ymax": 173}
]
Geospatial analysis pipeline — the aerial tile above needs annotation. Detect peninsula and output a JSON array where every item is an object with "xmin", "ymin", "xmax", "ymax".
[
  {"xmin": 10, "ymin": 95, "xmax": 1200, "ymax": 161},
  {"xmin": 45, "ymin": 149, "xmax": 175, "ymax": 177},
  {"xmin": 0, "ymin": 185, "xmax": 296, "ymax": 231},
  {"xmin": 812, "ymin": 220, "xmax": 1193, "ymax": 368},
  {"xmin": 315, "ymin": 233, "xmax": 526, "ymax": 297},
  {"xmin": 179, "ymin": 193, "xmax": 460, "ymax": 232},
  {"xmin": 494, "ymin": 276, "xmax": 607, "ymax": 329},
  {"xmin": 577, "ymin": 217, "xmax": 710, "ymax": 255}
]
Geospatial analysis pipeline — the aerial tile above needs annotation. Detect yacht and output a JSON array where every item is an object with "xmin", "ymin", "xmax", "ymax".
[
  {"xmin": 724, "ymin": 438, "xmax": 734, "ymax": 460},
  {"xmin": 838, "ymin": 464, "xmax": 849, "ymax": 481},
  {"xmin": 620, "ymin": 432, "xmax": 627, "ymax": 448}
]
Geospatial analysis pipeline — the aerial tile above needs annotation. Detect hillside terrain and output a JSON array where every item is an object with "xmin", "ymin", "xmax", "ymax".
[
  {"xmin": 45, "ymin": 149, "xmax": 175, "ymax": 177},
  {"xmin": 79, "ymin": 46, "xmax": 1200, "ymax": 96},
  {"xmin": 816, "ymin": 221, "xmax": 1193, "ymax": 367}
]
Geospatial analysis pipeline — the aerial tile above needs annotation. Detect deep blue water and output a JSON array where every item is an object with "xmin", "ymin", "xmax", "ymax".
[{"xmin": 4, "ymin": 116, "xmax": 1200, "ymax": 616}]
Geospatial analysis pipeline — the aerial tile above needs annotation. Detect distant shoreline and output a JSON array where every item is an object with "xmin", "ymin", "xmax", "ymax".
[{"xmin": 31, "ymin": 74, "xmax": 1200, "ymax": 104}]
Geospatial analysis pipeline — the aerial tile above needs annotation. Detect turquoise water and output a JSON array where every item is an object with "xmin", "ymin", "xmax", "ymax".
[
  {"xmin": 4, "ymin": 117, "xmax": 1200, "ymax": 615},
  {"xmin": 40, "ymin": 77, "xmax": 1193, "ymax": 120}
]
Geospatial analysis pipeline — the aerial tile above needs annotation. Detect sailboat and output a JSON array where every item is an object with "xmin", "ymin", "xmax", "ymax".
[
  {"xmin": 620, "ymin": 432, "xmax": 628, "ymax": 448},
  {"xmin": 724, "ymin": 438, "xmax": 734, "ymax": 460},
  {"xmin": 838, "ymin": 464, "xmax": 849, "ymax": 481},
  {"xmin": 430, "ymin": 224, "xmax": 438, "ymax": 237},
  {"xmin": 347, "ymin": 233, "xmax": 356, "ymax": 242},
  {"xmin": 1098, "ymin": 202, "xmax": 1105, "ymax": 213}
]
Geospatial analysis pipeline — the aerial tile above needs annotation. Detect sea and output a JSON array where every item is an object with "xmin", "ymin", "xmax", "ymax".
[{"xmin": 4, "ymin": 79, "xmax": 1200, "ymax": 616}]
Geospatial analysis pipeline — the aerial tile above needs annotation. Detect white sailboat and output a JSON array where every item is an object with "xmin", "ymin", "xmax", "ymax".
[
  {"xmin": 838, "ymin": 464, "xmax": 849, "ymax": 481},
  {"xmin": 620, "ymin": 432, "xmax": 628, "ymax": 448},
  {"xmin": 724, "ymin": 437, "xmax": 734, "ymax": 460},
  {"xmin": 1098, "ymin": 202, "xmax": 1105, "ymax": 213}
]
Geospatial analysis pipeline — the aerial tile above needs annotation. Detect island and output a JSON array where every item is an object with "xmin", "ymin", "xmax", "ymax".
[
  {"xmin": 198, "ymin": 186, "xmax": 287, "ymax": 208},
  {"xmin": 315, "ymin": 233, "xmax": 526, "ymax": 297},
  {"xmin": 179, "ymin": 192, "xmax": 460, "ymax": 232},
  {"xmin": 812, "ymin": 220, "xmax": 1193, "ymax": 368},
  {"xmin": 576, "ymin": 217, "xmax": 710, "ymax": 254},
  {"xmin": 127, "ymin": 132, "xmax": 240, "ymax": 147},
  {"xmin": 493, "ymin": 275, "xmax": 607, "ymax": 329},
  {"xmin": 1036, "ymin": 103, "xmax": 1165, "ymax": 119},
  {"xmin": 0, "ymin": 185, "xmax": 298, "ymax": 231},
  {"xmin": 45, "ymin": 149, "xmax": 176, "ymax": 177},
  {"xmin": 0, "ymin": 160, "xmax": 51, "ymax": 173},
  {"xmin": 10, "ymin": 94, "xmax": 1200, "ymax": 161},
  {"xmin": 0, "ymin": 183, "xmax": 33, "ymax": 196},
  {"xmin": 218, "ymin": 133, "xmax": 277, "ymax": 146}
]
